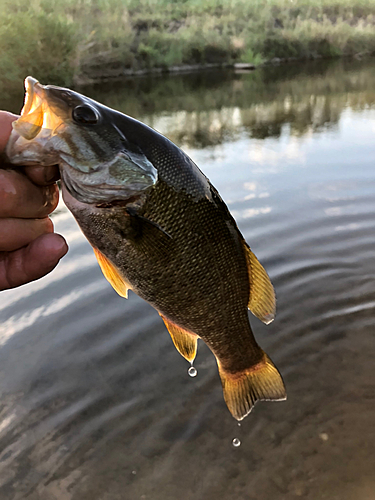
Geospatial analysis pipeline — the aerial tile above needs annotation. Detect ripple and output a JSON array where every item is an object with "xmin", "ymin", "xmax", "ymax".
[{"xmin": 1, "ymin": 60, "xmax": 375, "ymax": 500}]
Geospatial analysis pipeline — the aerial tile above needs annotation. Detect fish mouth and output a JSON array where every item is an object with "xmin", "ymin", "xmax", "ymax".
[{"xmin": 12, "ymin": 76, "xmax": 64, "ymax": 141}]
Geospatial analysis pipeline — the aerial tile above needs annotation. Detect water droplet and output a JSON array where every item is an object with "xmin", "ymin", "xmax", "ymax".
[
  {"xmin": 188, "ymin": 366, "xmax": 197, "ymax": 377},
  {"xmin": 132, "ymin": 470, "xmax": 137, "ymax": 475},
  {"xmin": 232, "ymin": 438, "xmax": 241, "ymax": 447},
  {"xmin": 237, "ymin": 422, "xmax": 241, "ymax": 427}
]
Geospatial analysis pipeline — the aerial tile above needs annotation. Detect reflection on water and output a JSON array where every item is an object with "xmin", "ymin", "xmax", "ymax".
[
  {"xmin": 1, "ymin": 59, "xmax": 375, "ymax": 500},
  {"xmin": 82, "ymin": 58, "xmax": 375, "ymax": 148}
]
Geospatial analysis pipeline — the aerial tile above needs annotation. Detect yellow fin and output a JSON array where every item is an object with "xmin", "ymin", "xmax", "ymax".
[
  {"xmin": 244, "ymin": 243, "xmax": 276, "ymax": 324},
  {"xmin": 93, "ymin": 248, "xmax": 130, "ymax": 298},
  {"xmin": 160, "ymin": 315, "xmax": 198, "ymax": 363},
  {"xmin": 217, "ymin": 351, "xmax": 286, "ymax": 421}
]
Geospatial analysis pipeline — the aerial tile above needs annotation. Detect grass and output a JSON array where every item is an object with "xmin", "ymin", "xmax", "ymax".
[{"xmin": 1, "ymin": 0, "xmax": 375, "ymax": 97}]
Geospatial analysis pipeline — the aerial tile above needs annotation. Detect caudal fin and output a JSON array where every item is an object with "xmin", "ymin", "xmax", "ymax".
[{"xmin": 217, "ymin": 352, "xmax": 286, "ymax": 421}]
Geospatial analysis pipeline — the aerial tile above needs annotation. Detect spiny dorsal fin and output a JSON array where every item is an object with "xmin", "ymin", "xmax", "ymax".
[
  {"xmin": 93, "ymin": 248, "xmax": 131, "ymax": 299},
  {"xmin": 217, "ymin": 351, "xmax": 286, "ymax": 421},
  {"xmin": 243, "ymin": 242, "xmax": 276, "ymax": 324},
  {"xmin": 160, "ymin": 315, "xmax": 198, "ymax": 363}
]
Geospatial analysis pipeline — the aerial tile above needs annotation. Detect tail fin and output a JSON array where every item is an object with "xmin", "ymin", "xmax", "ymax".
[{"xmin": 217, "ymin": 351, "xmax": 286, "ymax": 421}]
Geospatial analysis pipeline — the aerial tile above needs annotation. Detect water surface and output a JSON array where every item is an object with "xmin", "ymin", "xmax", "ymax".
[{"xmin": 1, "ymin": 59, "xmax": 375, "ymax": 500}]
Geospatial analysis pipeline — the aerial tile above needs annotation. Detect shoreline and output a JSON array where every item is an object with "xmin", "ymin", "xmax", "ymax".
[{"xmin": 73, "ymin": 51, "xmax": 374, "ymax": 87}]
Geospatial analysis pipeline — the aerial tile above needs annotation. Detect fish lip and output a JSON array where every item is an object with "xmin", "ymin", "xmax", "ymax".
[
  {"xmin": 22, "ymin": 77, "xmax": 38, "ymax": 115},
  {"xmin": 23, "ymin": 76, "xmax": 45, "ymax": 115},
  {"xmin": 11, "ymin": 76, "xmax": 48, "ymax": 141}
]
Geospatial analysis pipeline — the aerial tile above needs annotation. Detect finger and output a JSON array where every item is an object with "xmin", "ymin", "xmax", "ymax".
[
  {"xmin": 0, "ymin": 233, "xmax": 68, "ymax": 290},
  {"xmin": 0, "ymin": 111, "xmax": 18, "ymax": 153},
  {"xmin": 23, "ymin": 165, "xmax": 60, "ymax": 186},
  {"xmin": 0, "ymin": 217, "xmax": 53, "ymax": 251},
  {"xmin": 0, "ymin": 170, "xmax": 59, "ymax": 218}
]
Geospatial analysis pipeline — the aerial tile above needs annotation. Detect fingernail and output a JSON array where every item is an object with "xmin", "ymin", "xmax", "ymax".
[
  {"xmin": 44, "ymin": 234, "xmax": 68, "ymax": 260},
  {"xmin": 54, "ymin": 236, "xmax": 69, "ymax": 256}
]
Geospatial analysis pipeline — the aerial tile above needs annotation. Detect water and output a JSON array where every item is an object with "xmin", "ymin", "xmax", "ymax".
[
  {"xmin": 188, "ymin": 366, "xmax": 198, "ymax": 378},
  {"xmin": 1, "ymin": 59, "xmax": 375, "ymax": 499},
  {"xmin": 232, "ymin": 438, "xmax": 241, "ymax": 448}
]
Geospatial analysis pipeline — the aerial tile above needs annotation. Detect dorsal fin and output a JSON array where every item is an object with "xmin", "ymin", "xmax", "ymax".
[
  {"xmin": 160, "ymin": 315, "xmax": 198, "ymax": 363},
  {"xmin": 243, "ymin": 242, "xmax": 276, "ymax": 325},
  {"xmin": 93, "ymin": 248, "xmax": 131, "ymax": 298}
]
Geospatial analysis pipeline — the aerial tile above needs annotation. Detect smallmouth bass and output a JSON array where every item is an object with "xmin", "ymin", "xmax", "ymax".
[{"xmin": 6, "ymin": 77, "xmax": 286, "ymax": 420}]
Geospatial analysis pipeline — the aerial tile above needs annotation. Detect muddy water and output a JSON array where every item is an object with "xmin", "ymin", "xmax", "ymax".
[{"xmin": 0, "ymin": 59, "xmax": 374, "ymax": 499}]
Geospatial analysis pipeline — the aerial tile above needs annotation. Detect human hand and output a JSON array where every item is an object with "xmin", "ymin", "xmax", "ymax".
[{"xmin": 0, "ymin": 111, "xmax": 68, "ymax": 291}]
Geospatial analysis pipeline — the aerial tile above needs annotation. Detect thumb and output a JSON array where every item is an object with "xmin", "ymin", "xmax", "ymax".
[{"xmin": 0, "ymin": 233, "xmax": 68, "ymax": 290}]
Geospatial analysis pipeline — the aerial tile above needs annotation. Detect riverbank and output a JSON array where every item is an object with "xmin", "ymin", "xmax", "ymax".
[
  {"xmin": 1, "ymin": 0, "xmax": 375, "ymax": 92},
  {"xmin": 72, "ymin": 53, "xmax": 374, "ymax": 86}
]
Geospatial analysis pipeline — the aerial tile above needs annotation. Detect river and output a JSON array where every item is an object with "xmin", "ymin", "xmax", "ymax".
[{"xmin": 0, "ymin": 58, "xmax": 374, "ymax": 500}]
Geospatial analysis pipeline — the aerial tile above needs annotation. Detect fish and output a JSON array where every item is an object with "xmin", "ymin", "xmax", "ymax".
[{"xmin": 6, "ymin": 76, "xmax": 286, "ymax": 420}]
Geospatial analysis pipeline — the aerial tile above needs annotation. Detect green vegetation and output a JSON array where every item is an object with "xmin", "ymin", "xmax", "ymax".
[{"xmin": 1, "ymin": 0, "xmax": 375, "ymax": 98}]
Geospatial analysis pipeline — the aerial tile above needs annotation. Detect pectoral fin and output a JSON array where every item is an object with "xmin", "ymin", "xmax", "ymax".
[
  {"xmin": 125, "ymin": 207, "xmax": 174, "ymax": 261},
  {"xmin": 243, "ymin": 242, "xmax": 276, "ymax": 324},
  {"xmin": 93, "ymin": 248, "xmax": 131, "ymax": 298},
  {"xmin": 160, "ymin": 315, "xmax": 198, "ymax": 363},
  {"xmin": 126, "ymin": 207, "xmax": 171, "ymax": 240}
]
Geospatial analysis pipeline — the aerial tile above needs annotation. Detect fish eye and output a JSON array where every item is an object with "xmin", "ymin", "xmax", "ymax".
[{"xmin": 72, "ymin": 105, "xmax": 99, "ymax": 125}]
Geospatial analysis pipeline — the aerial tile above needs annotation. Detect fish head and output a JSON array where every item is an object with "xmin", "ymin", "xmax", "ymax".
[{"xmin": 6, "ymin": 76, "xmax": 158, "ymax": 205}]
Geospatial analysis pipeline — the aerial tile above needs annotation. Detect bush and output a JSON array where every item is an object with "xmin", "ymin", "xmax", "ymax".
[
  {"xmin": 0, "ymin": 0, "xmax": 78, "ymax": 96},
  {"xmin": 1, "ymin": 0, "xmax": 375, "ymax": 97}
]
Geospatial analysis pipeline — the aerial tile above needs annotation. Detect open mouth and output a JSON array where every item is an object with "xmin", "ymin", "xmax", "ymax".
[
  {"xmin": 13, "ymin": 77, "xmax": 45, "ymax": 140},
  {"xmin": 12, "ymin": 76, "xmax": 64, "ymax": 141}
]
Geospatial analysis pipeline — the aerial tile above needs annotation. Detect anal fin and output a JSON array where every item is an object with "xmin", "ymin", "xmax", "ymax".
[
  {"xmin": 160, "ymin": 315, "xmax": 198, "ymax": 363},
  {"xmin": 217, "ymin": 351, "xmax": 286, "ymax": 421},
  {"xmin": 93, "ymin": 248, "xmax": 131, "ymax": 298},
  {"xmin": 243, "ymin": 242, "xmax": 276, "ymax": 325}
]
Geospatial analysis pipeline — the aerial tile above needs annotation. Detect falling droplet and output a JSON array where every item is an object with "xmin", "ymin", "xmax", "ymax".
[
  {"xmin": 188, "ymin": 366, "xmax": 197, "ymax": 377},
  {"xmin": 238, "ymin": 422, "xmax": 241, "ymax": 427},
  {"xmin": 232, "ymin": 438, "xmax": 241, "ymax": 447}
]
